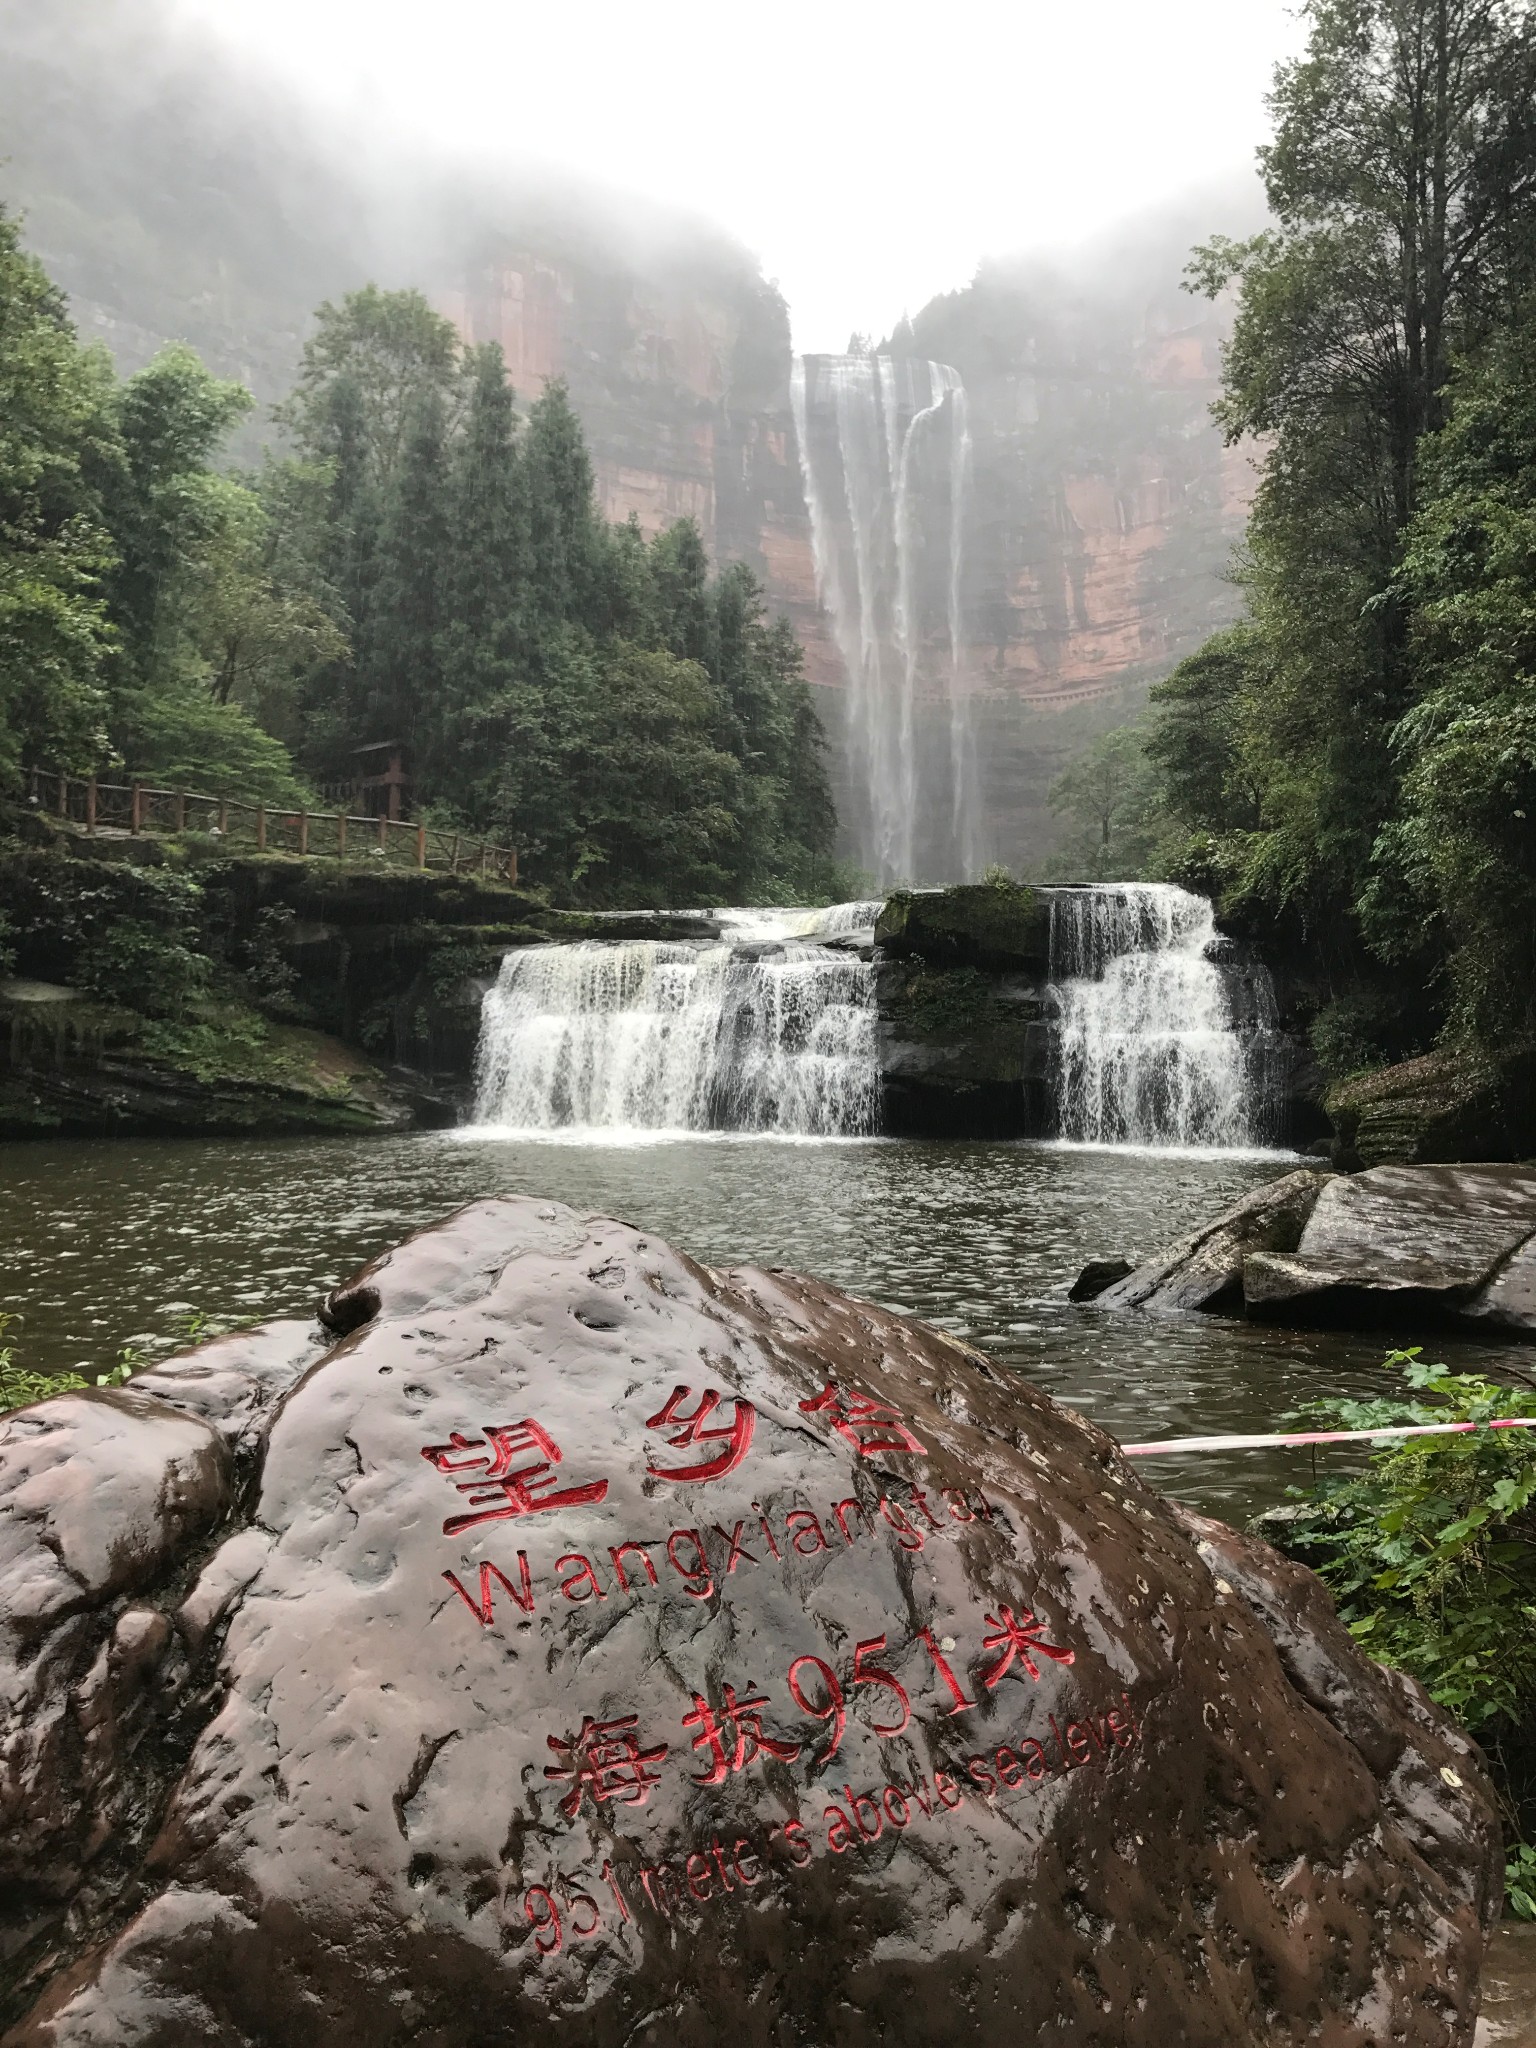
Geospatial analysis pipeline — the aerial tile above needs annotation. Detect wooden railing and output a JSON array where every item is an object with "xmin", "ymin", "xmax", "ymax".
[{"xmin": 22, "ymin": 769, "xmax": 518, "ymax": 884}]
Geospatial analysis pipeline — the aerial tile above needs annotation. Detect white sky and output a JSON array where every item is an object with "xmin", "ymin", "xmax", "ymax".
[{"xmin": 176, "ymin": 0, "xmax": 1306, "ymax": 352}]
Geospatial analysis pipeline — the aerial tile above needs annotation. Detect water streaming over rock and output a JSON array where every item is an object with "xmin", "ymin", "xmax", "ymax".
[
  {"xmin": 473, "ymin": 906, "xmax": 883, "ymax": 1136},
  {"xmin": 791, "ymin": 354, "xmax": 980, "ymax": 888},
  {"xmin": 1048, "ymin": 883, "xmax": 1282, "ymax": 1149}
]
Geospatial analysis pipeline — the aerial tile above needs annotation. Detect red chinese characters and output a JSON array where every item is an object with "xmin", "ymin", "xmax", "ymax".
[
  {"xmin": 978, "ymin": 1605, "xmax": 1076, "ymax": 1688},
  {"xmin": 421, "ymin": 1421, "xmax": 608, "ymax": 1536},
  {"xmin": 682, "ymin": 1684, "xmax": 801, "ymax": 1784},
  {"xmin": 645, "ymin": 1385, "xmax": 757, "ymax": 1483},
  {"xmin": 798, "ymin": 1382, "xmax": 926, "ymax": 1457},
  {"xmin": 544, "ymin": 1715, "xmax": 669, "ymax": 1819}
]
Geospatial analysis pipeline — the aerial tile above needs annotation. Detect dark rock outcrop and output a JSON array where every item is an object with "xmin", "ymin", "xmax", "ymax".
[
  {"xmin": 1085, "ymin": 1163, "xmax": 1536, "ymax": 1339},
  {"xmin": 875, "ymin": 882, "xmax": 1049, "ymax": 974},
  {"xmin": 874, "ymin": 884, "xmax": 1053, "ymax": 1135},
  {"xmin": 0, "ymin": 1199, "xmax": 1504, "ymax": 2045}
]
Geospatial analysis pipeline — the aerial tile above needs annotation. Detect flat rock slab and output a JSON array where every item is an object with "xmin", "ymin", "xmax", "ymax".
[
  {"xmin": 0, "ymin": 1200, "xmax": 1505, "ymax": 2046},
  {"xmin": 1244, "ymin": 1165, "xmax": 1536, "ymax": 1324}
]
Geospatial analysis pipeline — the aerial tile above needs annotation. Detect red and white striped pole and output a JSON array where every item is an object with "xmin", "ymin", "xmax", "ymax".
[{"xmin": 1121, "ymin": 1417, "xmax": 1536, "ymax": 1457}]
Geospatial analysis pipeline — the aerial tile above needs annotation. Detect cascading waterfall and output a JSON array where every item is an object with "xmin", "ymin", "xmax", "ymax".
[
  {"xmin": 472, "ymin": 905, "xmax": 883, "ymax": 1137},
  {"xmin": 791, "ymin": 353, "xmax": 981, "ymax": 888},
  {"xmin": 1048, "ymin": 884, "xmax": 1282, "ymax": 1149}
]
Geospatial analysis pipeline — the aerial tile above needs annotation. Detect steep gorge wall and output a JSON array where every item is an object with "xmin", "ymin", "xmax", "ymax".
[{"xmin": 882, "ymin": 225, "xmax": 1259, "ymax": 871}]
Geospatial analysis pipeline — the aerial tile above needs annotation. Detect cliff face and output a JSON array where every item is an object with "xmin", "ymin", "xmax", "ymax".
[
  {"xmin": 872, "ymin": 229, "xmax": 1258, "ymax": 872},
  {"xmin": 904, "ymin": 262, "xmax": 1254, "ymax": 718},
  {"xmin": 436, "ymin": 245, "xmax": 819, "ymax": 655}
]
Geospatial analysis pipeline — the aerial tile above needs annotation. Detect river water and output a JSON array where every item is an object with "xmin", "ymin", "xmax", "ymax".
[{"xmin": 6, "ymin": 1127, "xmax": 1532, "ymax": 1523}]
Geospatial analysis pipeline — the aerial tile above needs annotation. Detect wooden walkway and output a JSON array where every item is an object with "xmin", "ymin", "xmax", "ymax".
[{"xmin": 22, "ymin": 769, "xmax": 518, "ymax": 883}]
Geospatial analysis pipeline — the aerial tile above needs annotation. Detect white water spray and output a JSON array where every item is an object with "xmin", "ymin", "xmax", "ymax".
[
  {"xmin": 472, "ymin": 907, "xmax": 883, "ymax": 1137},
  {"xmin": 791, "ymin": 354, "xmax": 980, "ymax": 888},
  {"xmin": 1048, "ymin": 884, "xmax": 1281, "ymax": 1149}
]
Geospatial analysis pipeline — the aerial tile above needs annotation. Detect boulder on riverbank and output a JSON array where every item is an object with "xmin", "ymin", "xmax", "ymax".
[
  {"xmin": 1081, "ymin": 1162, "xmax": 1536, "ymax": 1339},
  {"xmin": 0, "ymin": 1200, "xmax": 1503, "ymax": 2045}
]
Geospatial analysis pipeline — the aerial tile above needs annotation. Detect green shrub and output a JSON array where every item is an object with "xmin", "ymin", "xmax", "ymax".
[
  {"xmin": 1273, "ymin": 1349, "xmax": 1536, "ymax": 1913},
  {"xmin": 0, "ymin": 1314, "xmax": 134, "ymax": 1415},
  {"xmin": 1309, "ymin": 994, "xmax": 1400, "ymax": 1080}
]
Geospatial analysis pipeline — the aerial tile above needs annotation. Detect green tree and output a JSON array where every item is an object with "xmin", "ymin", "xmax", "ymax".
[
  {"xmin": 365, "ymin": 385, "xmax": 450, "ymax": 755},
  {"xmin": 276, "ymin": 289, "xmax": 463, "ymax": 782},
  {"xmin": 557, "ymin": 640, "xmax": 743, "ymax": 904},
  {"xmin": 0, "ymin": 205, "xmax": 116, "ymax": 778},
  {"xmin": 277, "ymin": 285, "xmax": 462, "ymax": 488},
  {"xmin": 1146, "ymin": 626, "xmax": 1267, "ymax": 837},
  {"xmin": 199, "ymin": 461, "xmax": 347, "ymax": 743},
  {"xmin": 1182, "ymin": 0, "xmax": 1536, "ymax": 931},
  {"xmin": 95, "ymin": 345, "xmax": 313, "ymax": 800},
  {"xmin": 650, "ymin": 519, "xmax": 714, "ymax": 668},
  {"xmin": 1044, "ymin": 727, "xmax": 1157, "ymax": 881},
  {"xmin": 427, "ymin": 342, "xmax": 530, "ymax": 804},
  {"xmin": 100, "ymin": 344, "xmax": 254, "ymax": 687},
  {"xmin": 708, "ymin": 564, "xmax": 837, "ymax": 896},
  {"xmin": 1383, "ymin": 322, "xmax": 1536, "ymax": 1040},
  {"xmin": 522, "ymin": 380, "xmax": 601, "ymax": 626}
]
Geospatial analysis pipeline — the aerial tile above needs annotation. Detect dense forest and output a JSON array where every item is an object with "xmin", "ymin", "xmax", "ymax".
[
  {"xmin": 0, "ymin": 216, "xmax": 839, "ymax": 907},
  {"xmin": 1047, "ymin": 0, "xmax": 1536, "ymax": 1091}
]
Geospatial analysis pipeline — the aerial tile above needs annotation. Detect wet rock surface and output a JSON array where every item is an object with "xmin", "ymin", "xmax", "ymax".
[
  {"xmin": 1093, "ymin": 1168, "xmax": 1333, "ymax": 1315},
  {"xmin": 0, "ymin": 1199, "xmax": 1506, "ymax": 2045},
  {"xmin": 1084, "ymin": 1163, "xmax": 1536, "ymax": 1340}
]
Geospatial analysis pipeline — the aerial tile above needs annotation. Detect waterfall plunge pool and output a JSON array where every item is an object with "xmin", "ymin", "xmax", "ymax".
[{"xmin": 7, "ymin": 1127, "xmax": 1532, "ymax": 1527}]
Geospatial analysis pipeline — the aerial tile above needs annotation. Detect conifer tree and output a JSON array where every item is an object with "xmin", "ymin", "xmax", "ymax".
[
  {"xmin": 522, "ymin": 380, "xmax": 599, "ymax": 625},
  {"xmin": 432, "ymin": 342, "xmax": 532, "ymax": 806},
  {"xmin": 649, "ymin": 519, "xmax": 714, "ymax": 669},
  {"xmin": 367, "ymin": 385, "xmax": 450, "ymax": 753}
]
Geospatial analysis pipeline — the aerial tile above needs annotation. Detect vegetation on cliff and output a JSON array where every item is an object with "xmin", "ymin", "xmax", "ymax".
[
  {"xmin": 0, "ymin": 222, "xmax": 839, "ymax": 908},
  {"xmin": 1054, "ymin": 0, "xmax": 1536, "ymax": 1111},
  {"xmin": 0, "ymin": 830, "xmax": 547, "ymax": 1136}
]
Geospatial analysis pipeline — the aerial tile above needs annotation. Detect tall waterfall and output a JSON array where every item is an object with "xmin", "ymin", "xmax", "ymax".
[
  {"xmin": 472, "ymin": 907, "xmax": 883, "ymax": 1137},
  {"xmin": 1048, "ymin": 884, "xmax": 1281, "ymax": 1150},
  {"xmin": 791, "ymin": 354, "xmax": 981, "ymax": 889}
]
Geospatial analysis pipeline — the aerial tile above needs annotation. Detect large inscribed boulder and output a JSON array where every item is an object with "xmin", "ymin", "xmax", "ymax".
[{"xmin": 0, "ymin": 1200, "xmax": 1504, "ymax": 2045}]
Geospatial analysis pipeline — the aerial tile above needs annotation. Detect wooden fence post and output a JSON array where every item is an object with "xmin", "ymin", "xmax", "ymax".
[
  {"xmin": 56, "ymin": 771, "xmax": 68, "ymax": 818},
  {"xmin": 377, "ymin": 815, "xmax": 387, "ymax": 854},
  {"xmin": 85, "ymin": 778, "xmax": 97, "ymax": 833},
  {"xmin": 130, "ymin": 783, "xmax": 142, "ymax": 835},
  {"xmin": 415, "ymin": 821, "xmax": 426, "ymax": 870},
  {"xmin": 256, "ymin": 803, "xmax": 266, "ymax": 852},
  {"xmin": 337, "ymin": 812, "xmax": 347, "ymax": 858},
  {"xmin": 298, "ymin": 811, "xmax": 309, "ymax": 856}
]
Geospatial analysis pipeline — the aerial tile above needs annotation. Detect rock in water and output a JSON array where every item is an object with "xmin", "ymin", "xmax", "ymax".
[{"xmin": 0, "ymin": 1200, "xmax": 1503, "ymax": 2045}]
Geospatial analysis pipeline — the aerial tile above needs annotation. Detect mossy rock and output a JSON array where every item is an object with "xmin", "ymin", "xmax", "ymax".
[
  {"xmin": 1326, "ymin": 1047, "xmax": 1536, "ymax": 1168},
  {"xmin": 875, "ymin": 882, "xmax": 1048, "ymax": 972},
  {"xmin": 0, "ymin": 982, "xmax": 441, "ymax": 1139}
]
